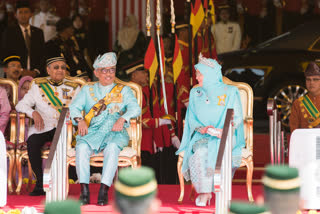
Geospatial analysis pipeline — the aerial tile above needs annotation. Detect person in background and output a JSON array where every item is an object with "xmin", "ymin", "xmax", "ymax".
[
  {"xmin": 0, "ymin": 87, "xmax": 11, "ymax": 134},
  {"xmin": 1, "ymin": 0, "xmax": 45, "ymax": 77},
  {"xmin": 113, "ymin": 15, "xmax": 147, "ymax": 81},
  {"xmin": 290, "ymin": 62, "xmax": 320, "ymax": 132},
  {"xmin": 262, "ymin": 165, "xmax": 300, "ymax": 214},
  {"xmin": 114, "ymin": 166, "xmax": 161, "ymax": 214},
  {"xmin": 29, "ymin": 0, "xmax": 60, "ymax": 42},
  {"xmin": 213, "ymin": 5, "xmax": 241, "ymax": 54},
  {"xmin": 18, "ymin": 76, "xmax": 33, "ymax": 100},
  {"xmin": 3, "ymin": 55, "xmax": 23, "ymax": 83}
]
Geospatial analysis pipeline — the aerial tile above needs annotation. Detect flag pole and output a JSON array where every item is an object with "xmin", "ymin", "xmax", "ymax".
[
  {"xmin": 156, "ymin": 0, "xmax": 168, "ymax": 115},
  {"xmin": 187, "ymin": 0, "xmax": 193, "ymax": 87},
  {"xmin": 146, "ymin": 0, "xmax": 154, "ymax": 116},
  {"xmin": 171, "ymin": 0, "xmax": 178, "ymax": 134}
]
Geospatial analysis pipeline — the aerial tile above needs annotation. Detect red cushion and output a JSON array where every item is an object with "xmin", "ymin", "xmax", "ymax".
[{"xmin": 6, "ymin": 140, "xmax": 15, "ymax": 150}]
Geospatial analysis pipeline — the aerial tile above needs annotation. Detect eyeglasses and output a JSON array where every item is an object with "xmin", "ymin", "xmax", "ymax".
[
  {"xmin": 53, "ymin": 65, "xmax": 67, "ymax": 70},
  {"xmin": 98, "ymin": 67, "xmax": 116, "ymax": 74},
  {"xmin": 306, "ymin": 78, "xmax": 320, "ymax": 82}
]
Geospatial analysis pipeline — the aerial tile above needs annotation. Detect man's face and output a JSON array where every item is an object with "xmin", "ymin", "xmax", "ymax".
[
  {"xmin": 4, "ymin": 61, "xmax": 22, "ymax": 81},
  {"xmin": 219, "ymin": 9, "xmax": 230, "ymax": 23},
  {"xmin": 63, "ymin": 26, "xmax": 74, "ymax": 38},
  {"xmin": 131, "ymin": 70, "xmax": 149, "ymax": 86},
  {"xmin": 94, "ymin": 66, "xmax": 116, "ymax": 86},
  {"xmin": 15, "ymin": 8, "xmax": 32, "ymax": 25},
  {"xmin": 306, "ymin": 75, "xmax": 320, "ymax": 96},
  {"xmin": 39, "ymin": 0, "xmax": 50, "ymax": 13},
  {"xmin": 47, "ymin": 61, "xmax": 67, "ymax": 82}
]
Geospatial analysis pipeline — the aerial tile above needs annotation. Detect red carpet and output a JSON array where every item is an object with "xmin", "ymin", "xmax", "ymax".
[{"xmin": 2, "ymin": 184, "xmax": 263, "ymax": 213}]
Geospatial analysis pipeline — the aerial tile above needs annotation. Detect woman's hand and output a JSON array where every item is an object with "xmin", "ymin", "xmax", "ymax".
[
  {"xmin": 112, "ymin": 117, "xmax": 126, "ymax": 131},
  {"xmin": 78, "ymin": 120, "xmax": 88, "ymax": 136},
  {"xmin": 198, "ymin": 125, "xmax": 214, "ymax": 134}
]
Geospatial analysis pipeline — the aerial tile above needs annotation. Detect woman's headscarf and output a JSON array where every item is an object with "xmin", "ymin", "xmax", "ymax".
[{"xmin": 18, "ymin": 76, "xmax": 33, "ymax": 100}]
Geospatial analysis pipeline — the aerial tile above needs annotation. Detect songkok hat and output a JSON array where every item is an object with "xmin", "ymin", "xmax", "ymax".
[
  {"xmin": 229, "ymin": 201, "xmax": 270, "ymax": 214},
  {"xmin": 262, "ymin": 164, "xmax": 300, "ymax": 193},
  {"xmin": 45, "ymin": 48, "xmax": 66, "ymax": 66},
  {"xmin": 16, "ymin": 0, "xmax": 31, "ymax": 10},
  {"xmin": 124, "ymin": 59, "xmax": 145, "ymax": 75},
  {"xmin": 44, "ymin": 200, "xmax": 81, "ymax": 214},
  {"xmin": 3, "ymin": 55, "xmax": 21, "ymax": 65},
  {"xmin": 194, "ymin": 53, "xmax": 221, "ymax": 74},
  {"xmin": 115, "ymin": 166, "xmax": 157, "ymax": 200},
  {"xmin": 93, "ymin": 52, "xmax": 117, "ymax": 69},
  {"xmin": 304, "ymin": 62, "xmax": 320, "ymax": 77},
  {"xmin": 56, "ymin": 18, "xmax": 73, "ymax": 33}
]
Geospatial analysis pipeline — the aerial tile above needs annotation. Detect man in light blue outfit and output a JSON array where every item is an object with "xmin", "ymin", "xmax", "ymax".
[
  {"xmin": 69, "ymin": 52, "xmax": 141, "ymax": 206},
  {"xmin": 176, "ymin": 54, "xmax": 245, "ymax": 206}
]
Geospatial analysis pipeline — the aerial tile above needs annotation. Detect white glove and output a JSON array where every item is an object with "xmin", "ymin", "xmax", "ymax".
[
  {"xmin": 237, "ymin": 3, "xmax": 244, "ymax": 14},
  {"xmin": 171, "ymin": 135, "xmax": 181, "ymax": 149},
  {"xmin": 184, "ymin": 101, "xmax": 189, "ymax": 108},
  {"xmin": 159, "ymin": 118, "xmax": 171, "ymax": 126}
]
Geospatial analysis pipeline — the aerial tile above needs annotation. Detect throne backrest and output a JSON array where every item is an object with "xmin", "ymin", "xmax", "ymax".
[
  {"xmin": 0, "ymin": 78, "xmax": 18, "ymax": 105},
  {"xmin": 222, "ymin": 76, "xmax": 254, "ymax": 152},
  {"xmin": 85, "ymin": 78, "xmax": 142, "ymax": 153}
]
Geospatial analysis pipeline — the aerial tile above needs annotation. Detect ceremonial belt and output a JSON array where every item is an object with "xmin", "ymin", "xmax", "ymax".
[
  {"xmin": 300, "ymin": 94, "xmax": 320, "ymax": 128},
  {"xmin": 40, "ymin": 83, "xmax": 63, "ymax": 113},
  {"xmin": 84, "ymin": 83, "xmax": 124, "ymax": 127}
]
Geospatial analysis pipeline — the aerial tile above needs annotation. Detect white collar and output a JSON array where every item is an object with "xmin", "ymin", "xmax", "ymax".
[{"xmin": 19, "ymin": 24, "xmax": 30, "ymax": 32}]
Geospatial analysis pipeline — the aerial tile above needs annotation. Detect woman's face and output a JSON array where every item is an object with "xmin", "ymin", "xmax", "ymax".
[
  {"xmin": 196, "ymin": 69, "xmax": 204, "ymax": 86},
  {"xmin": 73, "ymin": 16, "xmax": 83, "ymax": 29},
  {"xmin": 20, "ymin": 80, "xmax": 31, "ymax": 98}
]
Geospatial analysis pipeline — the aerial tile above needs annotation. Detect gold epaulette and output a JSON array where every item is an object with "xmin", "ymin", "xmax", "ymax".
[
  {"xmin": 64, "ymin": 81, "xmax": 80, "ymax": 89},
  {"xmin": 35, "ymin": 77, "xmax": 48, "ymax": 85}
]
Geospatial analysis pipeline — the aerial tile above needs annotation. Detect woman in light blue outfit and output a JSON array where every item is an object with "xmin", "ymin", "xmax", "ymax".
[{"xmin": 176, "ymin": 55, "xmax": 245, "ymax": 206}]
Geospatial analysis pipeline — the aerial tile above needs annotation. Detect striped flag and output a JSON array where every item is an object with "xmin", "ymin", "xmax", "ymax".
[
  {"xmin": 190, "ymin": 0, "xmax": 205, "ymax": 39},
  {"xmin": 144, "ymin": 38, "xmax": 158, "ymax": 88},
  {"xmin": 173, "ymin": 34, "xmax": 183, "ymax": 84}
]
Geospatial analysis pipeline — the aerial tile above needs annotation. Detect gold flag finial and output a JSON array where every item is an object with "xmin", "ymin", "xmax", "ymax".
[
  {"xmin": 146, "ymin": 0, "xmax": 151, "ymax": 36},
  {"xmin": 156, "ymin": 0, "xmax": 161, "ymax": 36},
  {"xmin": 170, "ymin": 0, "xmax": 176, "ymax": 34}
]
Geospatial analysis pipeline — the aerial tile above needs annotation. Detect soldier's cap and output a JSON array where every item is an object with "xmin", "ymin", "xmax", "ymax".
[
  {"xmin": 44, "ymin": 200, "xmax": 81, "ymax": 214},
  {"xmin": 93, "ymin": 52, "xmax": 117, "ymax": 69},
  {"xmin": 123, "ymin": 59, "xmax": 145, "ymax": 75},
  {"xmin": 262, "ymin": 164, "xmax": 300, "ymax": 192},
  {"xmin": 46, "ymin": 49, "xmax": 66, "ymax": 66},
  {"xmin": 3, "ymin": 55, "xmax": 21, "ymax": 65},
  {"xmin": 305, "ymin": 62, "xmax": 320, "ymax": 77},
  {"xmin": 56, "ymin": 18, "xmax": 73, "ymax": 33},
  {"xmin": 115, "ymin": 166, "xmax": 157, "ymax": 200},
  {"xmin": 16, "ymin": 0, "xmax": 31, "ymax": 10},
  {"xmin": 229, "ymin": 201, "xmax": 270, "ymax": 214},
  {"xmin": 218, "ymin": 4, "xmax": 230, "ymax": 11}
]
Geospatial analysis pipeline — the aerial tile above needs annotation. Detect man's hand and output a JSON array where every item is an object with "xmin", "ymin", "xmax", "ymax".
[
  {"xmin": 32, "ymin": 111, "xmax": 44, "ymax": 131},
  {"xmin": 78, "ymin": 120, "xmax": 88, "ymax": 136},
  {"xmin": 112, "ymin": 117, "xmax": 126, "ymax": 131}
]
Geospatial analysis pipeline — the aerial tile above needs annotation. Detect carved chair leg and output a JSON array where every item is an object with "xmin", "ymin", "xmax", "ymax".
[
  {"xmin": 7, "ymin": 154, "xmax": 14, "ymax": 194},
  {"xmin": 27, "ymin": 159, "xmax": 33, "ymax": 192},
  {"xmin": 246, "ymin": 159, "xmax": 254, "ymax": 202},
  {"xmin": 177, "ymin": 155, "xmax": 184, "ymax": 204},
  {"xmin": 66, "ymin": 162, "xmax": 70, "ymax": 196},
  {"xmin": 15, "ymin": 155, "xmax": 23, "ymax": 194}
]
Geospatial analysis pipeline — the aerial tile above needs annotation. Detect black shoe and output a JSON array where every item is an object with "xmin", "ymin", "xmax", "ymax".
[
  {"xmin": 97, "ymin": 184, "xmax": 109, "ymax": 206},
  {"xmin": 29, "ymin": 186, "xmax": 45, "ymax": 196},
  {"xmin": 79, "ymin": 183, "xmax": 90, "ymax": 205}
]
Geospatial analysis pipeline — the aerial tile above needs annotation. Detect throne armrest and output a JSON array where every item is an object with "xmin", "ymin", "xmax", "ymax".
[
  {"xmin": 129, "ymin": 118, "xmax": 141, "ymax": 158},
  {"xmin": 243, "ymin": 116, "xmax": 253, "ymax": 153},
  {"xmin": 18, "ymin": 113, "xmax": 26, "ymax": 144}
]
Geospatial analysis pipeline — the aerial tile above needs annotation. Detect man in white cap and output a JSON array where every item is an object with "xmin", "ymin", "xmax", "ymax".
[{"xmin": 69, "ymin": 52, "xmax": 141, "ymax": 206}]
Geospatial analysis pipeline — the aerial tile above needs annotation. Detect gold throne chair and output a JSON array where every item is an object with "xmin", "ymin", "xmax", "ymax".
[{"xmin": 177, "ymin": 76, "xmax": 254, "ymax": 202}]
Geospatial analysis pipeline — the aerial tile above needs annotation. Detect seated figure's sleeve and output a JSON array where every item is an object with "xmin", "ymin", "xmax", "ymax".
[
  {"xmin": 16, "ymin": 82, "xmax": 37, "ymax": 118},
  {"xmin": 0, "ymin": 88, "xmax": 11, "ymax": 133},
  {"xmin": 69, "ymin": 86, "xmax": 87, "ymax": 125},
  {"xmin": 289, "ymin": 99, "xmax": 301, "ymax": 133},
  {"xmin": 233, "ymin": 87, "xmax": 244, "ymax": 129},
  {"xmin": 121, "ymin": 86, "xmax": 141, "ymax": 126}
]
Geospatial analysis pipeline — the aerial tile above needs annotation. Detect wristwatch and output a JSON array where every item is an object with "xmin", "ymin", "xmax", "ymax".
[{"xmin": 74, "ymin": 117, "xmax": 84, "ymax": 123}]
